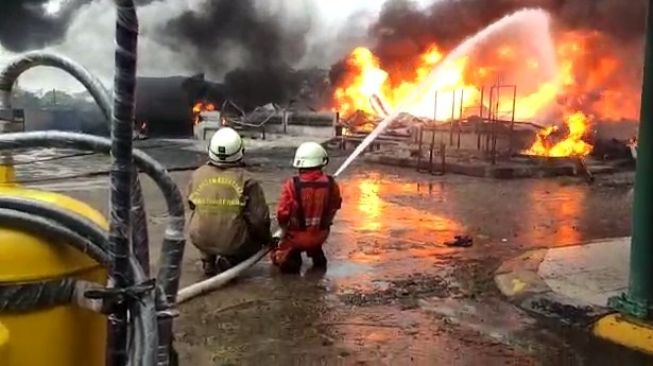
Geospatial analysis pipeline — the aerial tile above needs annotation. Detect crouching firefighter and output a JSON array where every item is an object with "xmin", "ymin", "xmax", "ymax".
[
  {"xmin": 187, "ymin": 127, "xmax": 272, "ymax": 276},
  {"xmin": 272, "ymin": 142, "xmax": 342, "ymax": 273}
]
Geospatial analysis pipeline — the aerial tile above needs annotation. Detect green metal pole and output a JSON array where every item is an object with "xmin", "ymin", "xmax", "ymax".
[{"xmin": 609, "ymin": 0, "xmax": 653, "ymax": 320}]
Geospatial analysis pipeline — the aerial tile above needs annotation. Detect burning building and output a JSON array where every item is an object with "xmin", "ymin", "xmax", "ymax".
[
  {"xmin": 329, "ymin": 2, "xmax": 645, "ymax": 159},
  {"xmin": 134, "ymin": 74, "xmax": 227, "ymax": 136}
]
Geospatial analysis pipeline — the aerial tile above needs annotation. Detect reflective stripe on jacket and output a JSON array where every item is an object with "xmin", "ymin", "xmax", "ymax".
[{"xmin": 187, "ymin": 163, "xmax": 271, "ymax": 256}]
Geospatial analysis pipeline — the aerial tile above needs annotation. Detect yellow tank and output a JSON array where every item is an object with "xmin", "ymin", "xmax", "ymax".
[
  {"xmin": 0, "ymin": 321, "xmax": 9, "ymax": 360},
  {"xmin": 0, "ymin": 178, "xmax": 108, "ymax": 366}
]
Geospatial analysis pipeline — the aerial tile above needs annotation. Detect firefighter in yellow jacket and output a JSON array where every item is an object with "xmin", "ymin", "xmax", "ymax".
[{"xmin": 187, "ymin": 127, "xmax": 272, "ymax": 276}]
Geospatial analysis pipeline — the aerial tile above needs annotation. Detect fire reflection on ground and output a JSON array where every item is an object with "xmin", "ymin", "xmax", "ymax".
[
  {"xmin": 336, "ymin": 173, "xmax": 464, "ymax": 265},
  {"xmin": 356, "ymin": 178, "xmax": 382, "ymax": 232},
  {"xmin": 526, "ymin": 181, "xmax": 587, "ymax": 246}
]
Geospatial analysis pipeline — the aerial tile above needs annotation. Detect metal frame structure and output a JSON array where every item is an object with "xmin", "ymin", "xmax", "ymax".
[{"xmin": 609, "ymin": 0, "xmax": 653, "ymax": 320}]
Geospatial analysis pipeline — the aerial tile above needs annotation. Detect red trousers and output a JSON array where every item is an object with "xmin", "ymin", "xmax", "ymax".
[{"xmin": 271, "ymin": 230, "xmax": 329, "ymax": 273}]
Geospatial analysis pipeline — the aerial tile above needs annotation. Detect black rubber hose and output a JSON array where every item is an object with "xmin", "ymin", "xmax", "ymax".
[
  {"xmin": 131, "ymin": 172, "xmax": 150, "ymax": 277},
  {"xmin": 0, "ymin": 197, "xmax": 110, "ymax": 254},
  {"xmin": 109, "ymin": 1, "xmax": 139, "ymax": 364},
  {"xmin": 0, "ymin": 208, "xmax": 111, "ymax": 265},
  {"xmin": 0, "ymin": 206, "xmax": 157, "ymax": 365},
  {"xmin": 0, "ymin": 52, "xmax": 111, "ymax": 119},
  {"xmin": 0, "ymin": 131, "xmax": 186, "ymax": 298},
  {"xmin": 0, "ymin": 50, "xmax": 152, "ymax": 299},
  {"xmin": 0, "ymin": 131, "xmax": 185, "ymax": 365},
  {"xmin": 0, "ymin": 132, "xmax": 184, "ymax": 282}
]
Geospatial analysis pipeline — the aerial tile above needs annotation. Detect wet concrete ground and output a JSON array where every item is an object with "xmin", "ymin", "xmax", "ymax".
[{"xmin": 15, "ymin": 145, "xmax": 652, "ymax": 365}]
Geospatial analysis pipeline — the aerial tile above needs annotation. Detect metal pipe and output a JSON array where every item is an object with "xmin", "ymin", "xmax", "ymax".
[
  {"xmin": 429, "ymin": 126, "xmax": 436, "ymax": 174},
  {"xmin": 431, "ymin": 91, "xmax": 438, "ymax": 174},
  {"xmin": 416, "ymin": 125, "xmax": 424, "ymax": 171},
  {"xmin": 457, "ymin": 89, "xmax": 463, "ymax": 149},
  {"xmin": 440, "ymin": 143, "xmax": 446, "ymax": 175},
  {"xmin": 491, "ymin": 83, "xmax": 501, "ymax": 165},
  {"xmin": 433, "ymin": 91, "xmax": 438, "ymax": 124},
  {"xmin": 449, "ymin": 91, "xmax": 455, "ymax": 145},
  {"xmin": 509, "ymin": 86, "xmax": 517, "ymax": 156},
  {"xmin": 478, "ymin": 86, "xmax": 484, "ymax": 150},
  {"xmin": 486, "ymin": 87, "xmax": 494, "ymax": 153},
  {"xmin": 609, "ymin": 0, "xmax": 653, "ymax": 320}
]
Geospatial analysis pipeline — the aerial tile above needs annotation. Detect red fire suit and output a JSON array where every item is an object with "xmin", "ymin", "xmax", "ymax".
[{"xmin": 272, "ymin": 169, "xmax": 342, "ymax": 272}]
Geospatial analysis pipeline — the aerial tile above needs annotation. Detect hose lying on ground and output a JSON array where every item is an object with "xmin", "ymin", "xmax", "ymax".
[
  {"xmin": 176, "ymin": 245, "xmax": 272, "ymax": 304},
  {"xmin": 175, "ymin": 165, "xmax": 343, "ymax": 304}
]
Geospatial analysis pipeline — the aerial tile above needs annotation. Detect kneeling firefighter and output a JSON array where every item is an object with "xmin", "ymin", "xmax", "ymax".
[
  {"xmin": 187, "ymin": 127, "xmax": 272, "ymax": 276},
  {"xmin": 272, "ymin": 142, "xmax": 342, "ymax": 273}
]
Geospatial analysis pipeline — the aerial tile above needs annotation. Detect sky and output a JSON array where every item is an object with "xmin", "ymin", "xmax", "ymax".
[{"xmin": 0, "ymin": 0, "xmax": 436, "ymax": 94}]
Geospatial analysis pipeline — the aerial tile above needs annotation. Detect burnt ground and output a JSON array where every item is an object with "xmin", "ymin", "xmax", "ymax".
[{"xmin": 16, "ymin": 144, "xmax": 653, "ymax": 365}]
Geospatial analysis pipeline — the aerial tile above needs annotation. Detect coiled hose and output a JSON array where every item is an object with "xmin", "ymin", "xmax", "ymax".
[
  {"xmin": 0, "ymin": 1, "xmax": 184, "ymax": 364},
  {"xmin": 0, "ymin": 131, "xmax": 185, "ymax": 366},
  {"xmin": 0, "ymin": 199, "xmax": 157, "ymax": 366}
]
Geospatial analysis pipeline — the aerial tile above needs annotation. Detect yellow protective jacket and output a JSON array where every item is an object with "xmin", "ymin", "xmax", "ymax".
[{"xmin": 187, "ymin": 163, "xmax": 271, "ymax": 257}]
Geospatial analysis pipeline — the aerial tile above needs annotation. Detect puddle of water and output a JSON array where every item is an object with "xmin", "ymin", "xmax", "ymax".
[{"xmin": 325, "ymin": 262, "xmax": 374, "ymax": 278}]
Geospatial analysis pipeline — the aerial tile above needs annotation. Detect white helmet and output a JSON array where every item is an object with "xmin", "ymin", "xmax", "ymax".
[
  {"xmin": 208, "ymin": 127, "xmax": 244, "ymax": 164},
  {"xmin": 293, "ymin": 142, "xmax": 328, "ymax": 168}
]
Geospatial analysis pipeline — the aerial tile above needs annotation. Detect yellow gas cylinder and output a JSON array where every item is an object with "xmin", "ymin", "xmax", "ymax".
[
  {"xmin": 0, "ymin": 162, "xmax": 108, "ymax": 366},
  {"xmin": 0, "ymin": 321, "xmax": 9, "ymax": 360}
]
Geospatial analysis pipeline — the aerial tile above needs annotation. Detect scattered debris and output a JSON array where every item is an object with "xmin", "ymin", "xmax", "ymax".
[
  {"xmin": 339, "ymin": 274, "xmax": 458, "ymax": 308},
  {"xmin": 339, "ymin": 110, "xmax": 428, "ymax": 136},
  {"xmin": 528, "ymin": 297, "xmax": 597, "ymax": 325},
  {"xmin": 445, "ymin": 235, "xmax": 474, "ymax": 248}
]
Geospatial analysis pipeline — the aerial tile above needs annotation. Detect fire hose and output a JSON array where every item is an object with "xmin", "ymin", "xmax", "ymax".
[
  {"xmin": 0, "ymin": 0, "xmax": 188, "ymax": 364},
  {"xmin": 176, "ymin": 175, "xmax": 343, "ymax": 304},
  {"xmin": 0, "ymin": 200, "xmax": 157, "ymax": 366},
  {"xmin": 0, "ymin": 131, "xmax": 186, "ymax": 366}
]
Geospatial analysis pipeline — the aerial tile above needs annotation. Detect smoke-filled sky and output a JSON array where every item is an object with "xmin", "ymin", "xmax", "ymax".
[
  {"xmin": 0, "ymin": 0, "xmax": 434, "ymax": 93},
  {"xmin": 0, "ymin": 0, "xmax": 646, "ymax": 96}
]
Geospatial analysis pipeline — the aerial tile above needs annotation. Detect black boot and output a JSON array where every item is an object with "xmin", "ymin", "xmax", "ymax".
[
  {"xmin": 279, "ymin": 250, "xmax": 302, "ymax": 274},
  {"xmin": 309, "ymin": 249, "xmax": 327, "ymax": 269},
  {"xmin": 201, "ymin": 256, "xmax": 218, "ymax": 277},
  {"xmin": 215, "ymin": 256, "xmax": 234, "ymax": 273}
]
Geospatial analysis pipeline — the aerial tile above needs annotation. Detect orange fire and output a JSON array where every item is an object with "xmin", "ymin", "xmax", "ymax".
[
  {"xmin": 192, "ymin": 101, "xmax": 216, "ymax": 125},
  {"xmin": 523, "ymin": 111, "xmax": 593, "ymax": 157},
  {"xmin": 332, "ymin": 28, "xmax": 640, "ymax": 157}
]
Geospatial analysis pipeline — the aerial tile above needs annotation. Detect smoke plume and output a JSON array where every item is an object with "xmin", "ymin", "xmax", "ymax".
[
  {"xmin": 0, "ymin": 0, "xmax": 159, "ymax": 52},
  {"xmin": 374, "ymin": 0, "xmax": 646, "ymax": 65},
  {"xmin": 3, "ymin": 0, "xmax": 647, "ymax": 111},
  {"xmin": 154, "ymin": 0, "xmax": 321, "ymax": 107}
]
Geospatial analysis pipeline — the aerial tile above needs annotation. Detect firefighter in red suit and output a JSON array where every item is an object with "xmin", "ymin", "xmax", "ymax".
[{"xmin": 272, "ymin": 142, "xmax": 342, "ymax": 273}]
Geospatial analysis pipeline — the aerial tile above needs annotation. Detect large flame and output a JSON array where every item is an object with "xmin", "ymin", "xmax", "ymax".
[
  {"xmin": 523, "ymin": 111, "xmax": 593, "ymax": 157},
  {"xmin": 332, "ymin": 27, "xmax": 640, "ymax": 157}
]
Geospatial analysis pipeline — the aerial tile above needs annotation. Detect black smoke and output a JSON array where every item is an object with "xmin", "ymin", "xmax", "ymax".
[
  {"xmin": 159, "ymin": 0, "xmax": 309, "ymax": 71},
  {"xmin": 0, "ymin": 0, "xmax": 85, "ymax": 52},
  {"xmin": 157, "ymin": 0, "xmax": 318, "ymax": 109},
  {"xmin": 0, "ymin": 0, "xmax": 161, "ymax": 52},
  {"xmin": 331, "ymin": 0, "xmax": 647, "ymax": 89}
]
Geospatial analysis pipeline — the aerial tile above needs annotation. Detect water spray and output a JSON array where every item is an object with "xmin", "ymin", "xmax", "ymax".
[{"xmin": 336, "ymin": 8, "xmax": 551, "ymax": 176}]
